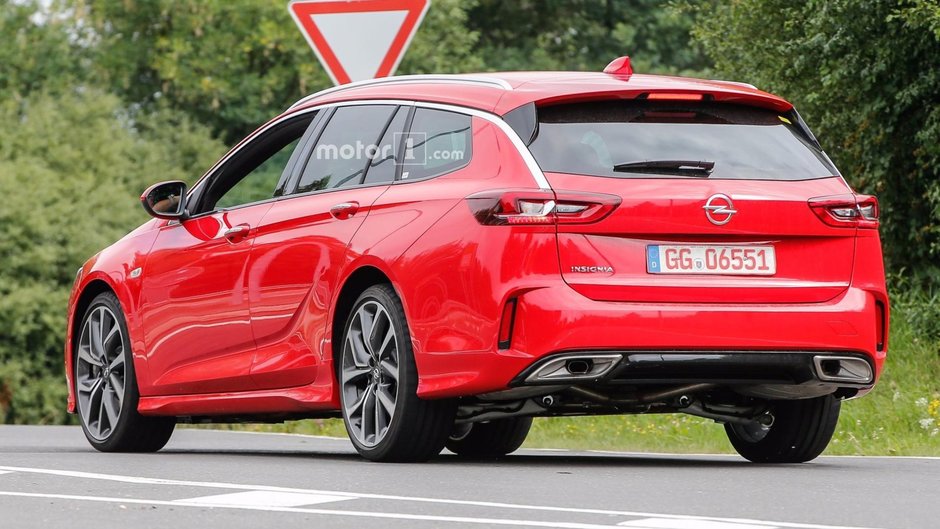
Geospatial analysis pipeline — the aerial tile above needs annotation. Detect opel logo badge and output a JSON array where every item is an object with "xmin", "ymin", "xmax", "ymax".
[{"xmin": 703, "ymin": 194, "xmax": 737, "ymax": 225}]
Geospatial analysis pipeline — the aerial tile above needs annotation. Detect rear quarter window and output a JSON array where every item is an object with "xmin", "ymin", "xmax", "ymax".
[
  {"xmin": 401, "ymin": 108, "xmax": 472, "ymax": 181},
  {"xmin": 528, "ymin": 101, "xmax": 838, "ymax": 181}
]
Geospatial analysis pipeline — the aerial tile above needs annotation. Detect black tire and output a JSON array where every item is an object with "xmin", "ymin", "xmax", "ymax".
[
  {"xmin": 339, "ymin": 284, "xmax": 456, "ymax": 462},
  {"xmin": 725, "ymin": 395, "xmax": 841, "ymax": 463},
  {"xmin": 75, "ymin": 292, "xmax": 176, "ymax": 452},
  {"xmin": 446, "ymin": 417, "xmax": 532, "ymax": 458}
]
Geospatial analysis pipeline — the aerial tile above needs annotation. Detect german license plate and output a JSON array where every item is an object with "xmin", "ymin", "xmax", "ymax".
[{"xmin": 647, "ymin": 245, "xmax": 776, "ymax": 275}]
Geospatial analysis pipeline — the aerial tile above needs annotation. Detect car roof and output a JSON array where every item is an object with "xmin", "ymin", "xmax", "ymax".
[{"xmin": 290, "ymin": 71, "xmax": 793, "ymax": 116}]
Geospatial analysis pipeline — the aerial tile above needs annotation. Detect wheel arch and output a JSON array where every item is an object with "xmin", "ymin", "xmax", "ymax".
[
  {"xmin": 66, "ymin": 278, "xmax": 117, "ymax": 413},
  {"xmin": 330, "ymin": 265, "xmax": 397, "ymax": 373},
  {"xmin": 71, "ymin": 280, "xmax": 116, "ymax": 351}
]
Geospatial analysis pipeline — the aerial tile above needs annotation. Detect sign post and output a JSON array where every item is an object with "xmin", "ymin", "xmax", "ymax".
[{"xmin": 289, "ymin": 0, "xmax": 431, "ymax": 86}]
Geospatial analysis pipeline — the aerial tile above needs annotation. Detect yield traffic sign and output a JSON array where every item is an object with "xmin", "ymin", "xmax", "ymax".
[{"xmin": 289, "ymin": 0, "xmax": 431, "ymax": 86}]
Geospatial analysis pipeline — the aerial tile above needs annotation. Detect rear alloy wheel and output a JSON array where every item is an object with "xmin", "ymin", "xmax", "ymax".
[
  {"xmin": 75, "ymin": 292, "xmax": 175, "ymax": 452},
  {"xmin": 340, "ymin": 284, "xmax": 455, "ymax": 462},
  {"xmin": 446, "ymin": 417, "xmax": 532, "ymax": 458},
  {"xmin": 725, "ymin": 395, "xmax": 841, "ymax": 463}
]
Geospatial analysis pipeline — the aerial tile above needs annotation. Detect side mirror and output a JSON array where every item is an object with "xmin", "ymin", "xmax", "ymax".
[{"xmin": 141, "ymin": 180, "xmax": 188, "ymax": 220}]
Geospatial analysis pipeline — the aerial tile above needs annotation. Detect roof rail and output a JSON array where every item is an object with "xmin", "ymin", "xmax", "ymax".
[{"xmin": 287, "ymin": 74, "xmax": 513, "ymax": 110}]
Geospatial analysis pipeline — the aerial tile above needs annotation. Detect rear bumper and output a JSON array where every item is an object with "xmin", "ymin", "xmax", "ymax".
[
  {"xmin": 517, "ymin": 351, "xmax": 873, "ymax": 385},
  {"xmin": 416, "ymin": 283, "xmax": 887, "ymax": 399},
  {"xmin": 511, "ymin": 350, "xmax": 874, "ymax": 400}
]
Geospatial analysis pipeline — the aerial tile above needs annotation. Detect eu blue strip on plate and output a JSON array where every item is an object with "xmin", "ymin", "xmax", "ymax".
[{"xmin": 647, "ymin": 245, "xmax": 660, "ymax": 273}]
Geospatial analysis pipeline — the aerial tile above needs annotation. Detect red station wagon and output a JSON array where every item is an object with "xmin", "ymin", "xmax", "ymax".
[{"xmin": 65, "ymin": 57, "xmax": 889, "ymax": 462}]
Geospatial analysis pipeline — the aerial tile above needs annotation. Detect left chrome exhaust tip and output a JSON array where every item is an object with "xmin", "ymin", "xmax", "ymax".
[{"xmin": 524, "ymin": 353, "xmax": 623, "ymax": 383}]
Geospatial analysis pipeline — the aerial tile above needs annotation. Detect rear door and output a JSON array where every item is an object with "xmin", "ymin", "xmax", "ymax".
[
  {"xmin": 247, "ymin": 104, "xmax": 404, "ymax": 389},
  {"xmin": 527, "ymin": 100, "xmax": 855, "ymax": 304}
]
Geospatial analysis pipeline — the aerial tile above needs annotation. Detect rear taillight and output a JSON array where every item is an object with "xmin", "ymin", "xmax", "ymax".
[
  {"xmin": 467, "ymin": 189, "xmax": 621, "ymax": 226},
  {"xmin": 808, "ymin": 194, "xmax": 879, "ymax": 229},
  {"xmin": 856, "ymin": 195, "xmax": 879, "ymax": 228}
]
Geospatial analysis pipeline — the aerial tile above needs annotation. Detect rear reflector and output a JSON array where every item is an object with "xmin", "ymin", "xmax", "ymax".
[
  {"xmin": 466, "ymin": 189, "xmax": 621, "ymax": 226},
  {"xmin": 808, "ymin": 194, "xmax": 879, "ymax": 229},
  {"xmin": 498, "ymin": 298, "xmax": 517, "ymax": 349},
  {"xmin": 875, "ymin": 300, "xmax": 886, "ymax": 351}
]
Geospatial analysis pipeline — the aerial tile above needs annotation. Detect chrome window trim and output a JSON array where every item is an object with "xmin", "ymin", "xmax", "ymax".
[
  {"xmin": 187, "ymin": 105, "xmax": 325, "ymax": 207},
  {"xmin": 287, "ymin": 75, "xmax": 514, "ymax": 110},
  {"xmin": 187, "ymin": 98, "xmax": 551, "ymax": 207}
]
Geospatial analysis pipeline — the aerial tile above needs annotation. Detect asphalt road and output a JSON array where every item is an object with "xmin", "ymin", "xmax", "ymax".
[{"xmin": 0, "ymin": 425, "xmax": 937, "ymax": 529}]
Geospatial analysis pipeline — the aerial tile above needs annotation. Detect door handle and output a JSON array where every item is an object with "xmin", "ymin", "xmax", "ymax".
[
  {"xmin": 330, "ymin": 201, "xmax": 360, "ymax": 220},
  {"xmin": 223, "ymin": 224, "xmax": 250, "ymax": 243}
]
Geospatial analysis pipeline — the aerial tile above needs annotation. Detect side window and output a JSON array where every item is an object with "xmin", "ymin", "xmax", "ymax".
[
  {"xmin": 198, "ymin": 113, "xmax": 316, "ymax": 213},
  {"xmin": 363, "ymin": 107, "xmax": 409, "ymax": 185},
  {"xmin": 402, "ymin": 109, "xmax": 472, "ymax": 181},
  {"xmin": 295, "ymin": 105, "xmax": 397, "ymax": 194}
]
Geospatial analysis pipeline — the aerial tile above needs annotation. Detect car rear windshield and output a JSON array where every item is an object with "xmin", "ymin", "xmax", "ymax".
[{"xmin": 528, "ymin": 101, "xmax": 838, "ymax": 181}]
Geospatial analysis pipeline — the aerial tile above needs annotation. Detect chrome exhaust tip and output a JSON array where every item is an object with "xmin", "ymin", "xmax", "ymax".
[
  {"xmin": 524, "ymin": 354, "xmax": 623, "ymax": 383},
  {"xmin": 564, "ymin": 358, "xmax": 593, "ymax": 375},
  {"xmin": 813, "ymin": 355, "xmax": 874, "ymax": 384}
]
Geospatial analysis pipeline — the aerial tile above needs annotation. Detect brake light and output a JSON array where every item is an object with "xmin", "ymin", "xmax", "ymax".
[
  {"xmin": 466, "ymin": 189, "xmax": 621, "ymax": 226},
  {"xmin": 646, "ymin": 92, "xmax": 704, "ymax": 101},
  {"xmin": 808, "ymin": 194, "xmax": 879, "ymax": 229}
]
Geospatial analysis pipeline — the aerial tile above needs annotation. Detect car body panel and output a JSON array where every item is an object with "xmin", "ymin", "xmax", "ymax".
[
  {"xmin": 65, "ymin": 221, "xmax": 161, "ymax": 413},
  {"xmin": 247, "ymin": 185, "xmax": 390, "ymax": 390},
  {"xmin": 548, "ymin": 174, "xmax": 857, "ymax": 304},
  {"xmin": 137, "ymin": 205, "xmax": 274, "ymax": 396}
]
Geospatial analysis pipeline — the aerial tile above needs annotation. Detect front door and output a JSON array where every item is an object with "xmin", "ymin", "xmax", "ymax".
[{"xmin": 138, "ymin": 111, "xmax": 319, "ymax": 395}]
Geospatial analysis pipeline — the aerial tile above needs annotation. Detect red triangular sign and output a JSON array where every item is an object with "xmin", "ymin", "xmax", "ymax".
[{"xmin": 289, "ymin": 0, "xmax": 431, "ymax": 86}]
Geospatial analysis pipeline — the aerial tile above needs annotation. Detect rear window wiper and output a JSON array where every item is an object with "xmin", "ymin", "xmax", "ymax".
[{"xmin": 612, "ymin": 160, "xmax": 715, "ymax": 177}]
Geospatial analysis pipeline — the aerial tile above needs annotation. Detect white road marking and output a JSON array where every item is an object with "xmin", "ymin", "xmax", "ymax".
[
  {"xmin": 178, "ymin": 490, "xmax": 354, "ymax": 507},
  {"xmin": 0, "ymin": 491, "xmax": 682, "ymax": 529},
  {"xmin": 0, "ymin": 465, "xmax": 883, "ymax": 529},
  {"xmin": 0, "ymin": 471, "xmax": 13, "ymax": 475},
  {"xmin": 619, "ymin": 519, "xmax": 772, "ymax": 529}
]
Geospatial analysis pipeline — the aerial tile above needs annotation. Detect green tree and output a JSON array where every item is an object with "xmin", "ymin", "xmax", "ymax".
[
  {"xmin": 689, "ymin": 0, "xmax": 940, "ymax": 281},
  {"xmin": 74, "ymin": 0, "xmax": 483, "ymax": 142},
  {"xmin": 467, "ymin": 0, "xmax": 710, "ymax": 74},
  {"xmin": 75, "ymin": 0, "xmax": 330, "ymax": 142},
  {"xmin": 0, "ymin": 90, "xmax": 223, "ymax": 423},
  {"xmin": 0, "ymin": 0, "xmax": 89, "ymax": 102}
]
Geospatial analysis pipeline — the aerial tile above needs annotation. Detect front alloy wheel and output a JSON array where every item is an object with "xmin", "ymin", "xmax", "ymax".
[
  {"xmin": 339, "ymin": 284, "xmax": 455, "ymax": 462},
  {"xmin": 75, "ymin": 292, "xmax": 175, "ymax": 452},
  {"xmin": 76, "ymin": 305, "xmax": 126, "ymax": 441}
]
